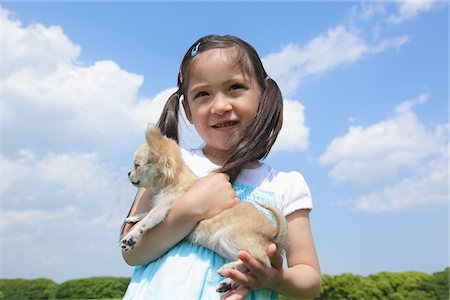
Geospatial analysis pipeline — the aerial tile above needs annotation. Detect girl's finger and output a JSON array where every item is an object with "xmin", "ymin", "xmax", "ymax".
[
  {"xmin": 267, "ymin": 243, "xmax": 283, "ymax": 269},
  {"xmin": 221, "ymin": 267, "xmax": 258, "ymax": 288},
  {"xmin": 237, "ymin": 251, "xmax": 265, "ymax": 275}
]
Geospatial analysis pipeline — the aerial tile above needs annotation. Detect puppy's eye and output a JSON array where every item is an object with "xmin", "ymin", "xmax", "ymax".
[{"xmin": 134, "ymin": 162, "xmax": 140, "ymax": 169}]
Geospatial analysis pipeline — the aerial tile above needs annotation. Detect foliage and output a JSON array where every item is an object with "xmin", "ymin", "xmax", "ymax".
[
  {"xmin": 55, "ymin": 277, "xmax": 130, "ymax": 299},
  {"xmin": 315, "ymin": 267, "xmax": 449, "ymax": 300},
  {"xmin": 419, "ymin": 267, "xmax": 449, "ymax": 300},
  {"xmin": 0, "ymin": 278, "xmax": 58, "ymax": 300},
  {"xmin": 0, "ymin": 268, "xmax": 447, "ymax": 299}
]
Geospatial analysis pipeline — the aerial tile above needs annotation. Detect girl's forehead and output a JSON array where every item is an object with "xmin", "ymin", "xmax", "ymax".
[
  {"xmin": 192, "ymin": 48, "xmax": 237, "ymax": 67},
  {"xmin": 188, "ymin": 48, "xmax": 251, "ymax": 80}
]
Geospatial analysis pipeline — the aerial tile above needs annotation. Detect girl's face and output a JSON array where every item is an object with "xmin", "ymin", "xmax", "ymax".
[{"xmin": 182, "ymin": 48, "xmax": 261, "ymax": 163}]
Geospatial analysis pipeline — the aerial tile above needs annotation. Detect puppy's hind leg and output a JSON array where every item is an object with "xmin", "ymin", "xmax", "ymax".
[{"xmin": 217, "ymin": 260, "xmax": 248, "ymax": 293}]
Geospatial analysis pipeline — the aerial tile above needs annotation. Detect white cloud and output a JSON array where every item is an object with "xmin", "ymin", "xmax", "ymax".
[
  {"xmin": 262, "ymin": 25, "xmax": 408, "ymax": 97},
  {"xmin": 260, "ymin": 2, "xmax": 422, "ymax": 154},
  {"xmin": 320, "ymin": 94, "xmax": 448, "ymax": 211},
  {"xmin": 352, "ymin": 2, "xmax": 387, "ymax": 22},
  {"xmin": 353, "ymin": 146, "xmax": 449, "ymax": 212},
  {"xmin": 272, "ymin": 99, "xmax": 309, "ymax": 152},
  {"xmin": 1, "ymin": 151, "xmax": 131, "ymax": 208},
  {"xmin": 0, "ymin": 150, "xmax": 135, "ymax": 231},
  {"xmin": 388, "ymin": 0, "xmax": 440, "ymax": 24},
  {"xmin": 261, "ymin": 0, "xmax": 445, "ymax": 98},
  {"xmin": 1, "ymin": 9, "xmax": 80, "ymax": 77},
  {"xmin": 1, "ymin": 8, "xmax": 175, "ymax": 157},
  {"xmin": 320, "ymin": 94, "xmax": 443, "ymax": 184},
  {"xmin": 0, "ymin": 150, "xmax": 135, "ymax": 280},
  {"xmin": 0, "ymin": 8, "xmax": 153, "ymax": 281}
]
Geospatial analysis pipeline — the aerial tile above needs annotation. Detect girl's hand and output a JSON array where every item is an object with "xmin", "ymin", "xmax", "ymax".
[
  {"xmin": 177, "ymin": 173, "xmax": 239, "ymax": 221},
  {"xmin": 220, "ymin": 244, "xmax": 284, "ymax": 294}
]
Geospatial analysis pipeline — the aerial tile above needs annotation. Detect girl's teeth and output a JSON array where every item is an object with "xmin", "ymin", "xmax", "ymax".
[{"xmin": 215, "ymin": 122, "xmax": 235, "ymax": 128}]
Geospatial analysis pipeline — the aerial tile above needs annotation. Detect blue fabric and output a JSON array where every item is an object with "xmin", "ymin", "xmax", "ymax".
[{"xmin": 123, "ymin": 182, "xmax": 279, "ymax": 300}]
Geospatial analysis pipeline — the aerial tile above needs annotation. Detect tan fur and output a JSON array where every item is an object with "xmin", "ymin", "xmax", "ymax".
[{"xmin": 122, "ymin": 126, "xmax": 288, "ymax": 293}]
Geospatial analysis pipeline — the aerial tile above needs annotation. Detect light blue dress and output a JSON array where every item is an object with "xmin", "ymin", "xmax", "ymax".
[{"xmin": 123, "ymin": 182, "xmax": 279, "ymax": 300}]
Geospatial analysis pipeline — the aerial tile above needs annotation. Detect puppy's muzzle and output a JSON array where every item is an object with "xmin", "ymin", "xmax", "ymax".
[{"xmin": 128, "ymin": 171, "xmax": 140, "ymax": 186}]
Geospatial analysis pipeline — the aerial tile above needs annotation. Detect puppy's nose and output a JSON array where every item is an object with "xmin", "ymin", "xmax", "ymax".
[{"xmin": 128, "ymin": 171, "xmax": 131, "ymax": 177}]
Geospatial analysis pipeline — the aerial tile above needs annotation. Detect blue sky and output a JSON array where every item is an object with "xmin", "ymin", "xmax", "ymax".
[{"xmin": 0, "ymin": 1, "xmax": 448, "ymax": 283}]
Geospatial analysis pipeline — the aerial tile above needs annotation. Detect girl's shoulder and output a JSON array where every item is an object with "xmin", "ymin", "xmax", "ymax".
[
  {"xmin": 272, "ymin": 170, "xmax": 313, "ymax": 215},
  {"xmin": 239, "ymin": 164, "xmax": 313, "ymax": 215}
]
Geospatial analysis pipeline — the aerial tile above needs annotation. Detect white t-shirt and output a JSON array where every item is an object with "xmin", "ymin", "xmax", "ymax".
[{"xmin": 181, "ymin": 148, "xmax": 313, "ymax": 217}]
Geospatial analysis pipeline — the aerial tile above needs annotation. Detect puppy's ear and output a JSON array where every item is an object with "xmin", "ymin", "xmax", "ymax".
[
  {"xmin": 145, "ymin": 126, "xmax": 164, "ymax": 149},
  {"xmin": 146, "ymin": 126, "xmax": 180, "ymax": 186}
]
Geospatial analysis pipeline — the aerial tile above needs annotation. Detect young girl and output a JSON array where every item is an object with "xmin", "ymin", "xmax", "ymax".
[{"xmin": 121, "ymin": 35, "xmax": 321, "ymax": 300}]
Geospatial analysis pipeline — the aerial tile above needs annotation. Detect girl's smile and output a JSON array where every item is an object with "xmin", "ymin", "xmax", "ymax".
[
  {"xmin": 211, "ymin": 119, "xmax": 238, "ymax": 130},
  {"xmin": 182, "ymin": 48, "xmax": 261, "ymax": 164}
]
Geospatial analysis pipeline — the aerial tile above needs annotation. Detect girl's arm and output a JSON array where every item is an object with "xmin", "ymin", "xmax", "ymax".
[
  {"xmin": 220, "ymin": 209, "xmax": 321, "ymax": 299},
  {"xmin": 121, "ymin": 173, "xmax": 238, "ymax": 266},
  {"xmin": 273, "ymin": 209, "xmax": 321, "ymax": 298}
]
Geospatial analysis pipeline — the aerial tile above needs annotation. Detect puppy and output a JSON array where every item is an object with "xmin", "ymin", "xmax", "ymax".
[{"xmin": 121, "ymin": 126, "xmax": 288, "ymax": 293}]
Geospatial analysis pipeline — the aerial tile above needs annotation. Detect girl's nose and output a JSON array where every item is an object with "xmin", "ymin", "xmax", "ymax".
[{"xmin": 210, "ymin": 94, "xmax": 232, "ymax": 115}]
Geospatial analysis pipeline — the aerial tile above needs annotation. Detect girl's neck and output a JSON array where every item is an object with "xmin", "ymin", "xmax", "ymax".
[
  {"xmin": 202, "ymin": 146, "xmax": 261, "ymax": 169},
  {"xmin": 202, "ymin": 146, "xmax": 228, "ymax": 165}
]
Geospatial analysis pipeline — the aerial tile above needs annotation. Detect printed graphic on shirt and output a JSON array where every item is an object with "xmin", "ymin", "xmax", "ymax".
[{"xmin": 233, "ymin": 182, "xmax": 277, "ymax": 222}]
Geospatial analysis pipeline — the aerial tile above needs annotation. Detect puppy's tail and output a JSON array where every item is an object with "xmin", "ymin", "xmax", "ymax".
[{"xmin": 259, "ymin": 203, "xmax": 288, "ymax": 253}]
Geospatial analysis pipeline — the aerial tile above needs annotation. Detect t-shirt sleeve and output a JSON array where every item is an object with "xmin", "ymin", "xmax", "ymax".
[{"xmin": 277, "ymin": 171, "xmax": 313, "ymax": 216}]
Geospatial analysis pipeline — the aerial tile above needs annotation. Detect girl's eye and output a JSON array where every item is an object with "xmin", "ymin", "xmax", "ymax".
[
  {"xmin": 229, "ymin": 84, "xmax": 245, "ymax": 92},
  {"xmin": 194, "ymin": 91, "xmax": 209, "ymax": 99}
]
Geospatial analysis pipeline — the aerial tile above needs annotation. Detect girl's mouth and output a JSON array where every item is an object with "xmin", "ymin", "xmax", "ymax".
[{"xmin": 212, "ymin": 121, "xmax": 238, "ymax": 129}]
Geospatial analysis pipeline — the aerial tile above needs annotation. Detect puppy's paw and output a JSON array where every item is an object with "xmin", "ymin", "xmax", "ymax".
[
  {"xmin": 216, "ymin": 278, "xmax": 238, "ymax": 293},
  {"xmin": 125, "ymin": 213, "xmax": 146, "ymax": 224},
  {"xmin": 120, "ymin": 235, "xmax": 138, "ymax": 251},
  {"xmin": 217, "ymin": 260, "xmax": 247, "ymax": 275}
]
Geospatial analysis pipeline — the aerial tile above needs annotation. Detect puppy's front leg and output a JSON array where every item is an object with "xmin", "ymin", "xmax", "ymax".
[
  {"xmin": 120, "ymin": 197, "xmax": 173, "ymax": 251},
  {"xmin": 125, "ymin": 213, "xmax": 147, "ymax": 224}
]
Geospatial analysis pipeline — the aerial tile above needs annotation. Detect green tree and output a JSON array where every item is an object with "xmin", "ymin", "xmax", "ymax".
[
  {"xmin": 369, "ymin": 271, "xmax": 433, "ymax": 299},
  {"xmin": 316, "ymin": 274, "xmax": 333, "ymax": 299},
  {"xmin": 418, "ymin": 267, "xmax": 449, "ymax": 300},
  {"xmin": 0, "ymin": 278, "xmax": 58, "ymax": 300},
  {"xmin": 320, "ymin": 273, "xmax": 383, "ymax": 299},
  {"xmin": 55, "ymin": 277, "xmax": 130, "ymax": 299}
]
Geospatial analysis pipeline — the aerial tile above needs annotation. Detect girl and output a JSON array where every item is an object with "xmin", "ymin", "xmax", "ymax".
[{"xmin": 121, "ymin": 35, "xmax": 321, "ymax": 300}]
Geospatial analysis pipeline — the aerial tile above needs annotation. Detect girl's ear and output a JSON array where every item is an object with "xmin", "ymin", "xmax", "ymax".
[{"xmin": 182, "ymin": 99, "xmax": 193, "ymax": 124}]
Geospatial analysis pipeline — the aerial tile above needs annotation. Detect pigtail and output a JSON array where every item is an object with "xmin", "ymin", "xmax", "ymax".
[
  {"xmin": 257, "ymin": 77, "xmax": 283, "ymax": 158},
  {"xmin": 217, "ymin": 78, "xmax": 283, "ymax": 183},
  {"xmin": 157, "ymin": 91, "xmax": 181, "ymax": 144}
]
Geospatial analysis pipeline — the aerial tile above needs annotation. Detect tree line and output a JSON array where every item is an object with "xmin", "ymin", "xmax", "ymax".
[{"xmin": 0, "ymin": 268, "xmax": 448, "ymax": 299}]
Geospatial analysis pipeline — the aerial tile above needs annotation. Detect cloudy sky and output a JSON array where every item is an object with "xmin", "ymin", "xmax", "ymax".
[{"xmin": 1, "ymin": 1, "xmax": 448, "ymax": 283}]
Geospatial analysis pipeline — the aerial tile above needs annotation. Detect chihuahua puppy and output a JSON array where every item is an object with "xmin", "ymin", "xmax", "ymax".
[{"xmin": 121, "ymin": 126, "xmax": 288, "ymax": 292}]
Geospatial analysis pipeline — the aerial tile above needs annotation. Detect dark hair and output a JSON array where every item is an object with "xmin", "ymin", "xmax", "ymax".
[{"xmin": 157, "ymin": 34, "xmax": 283, "ymax": 183}]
